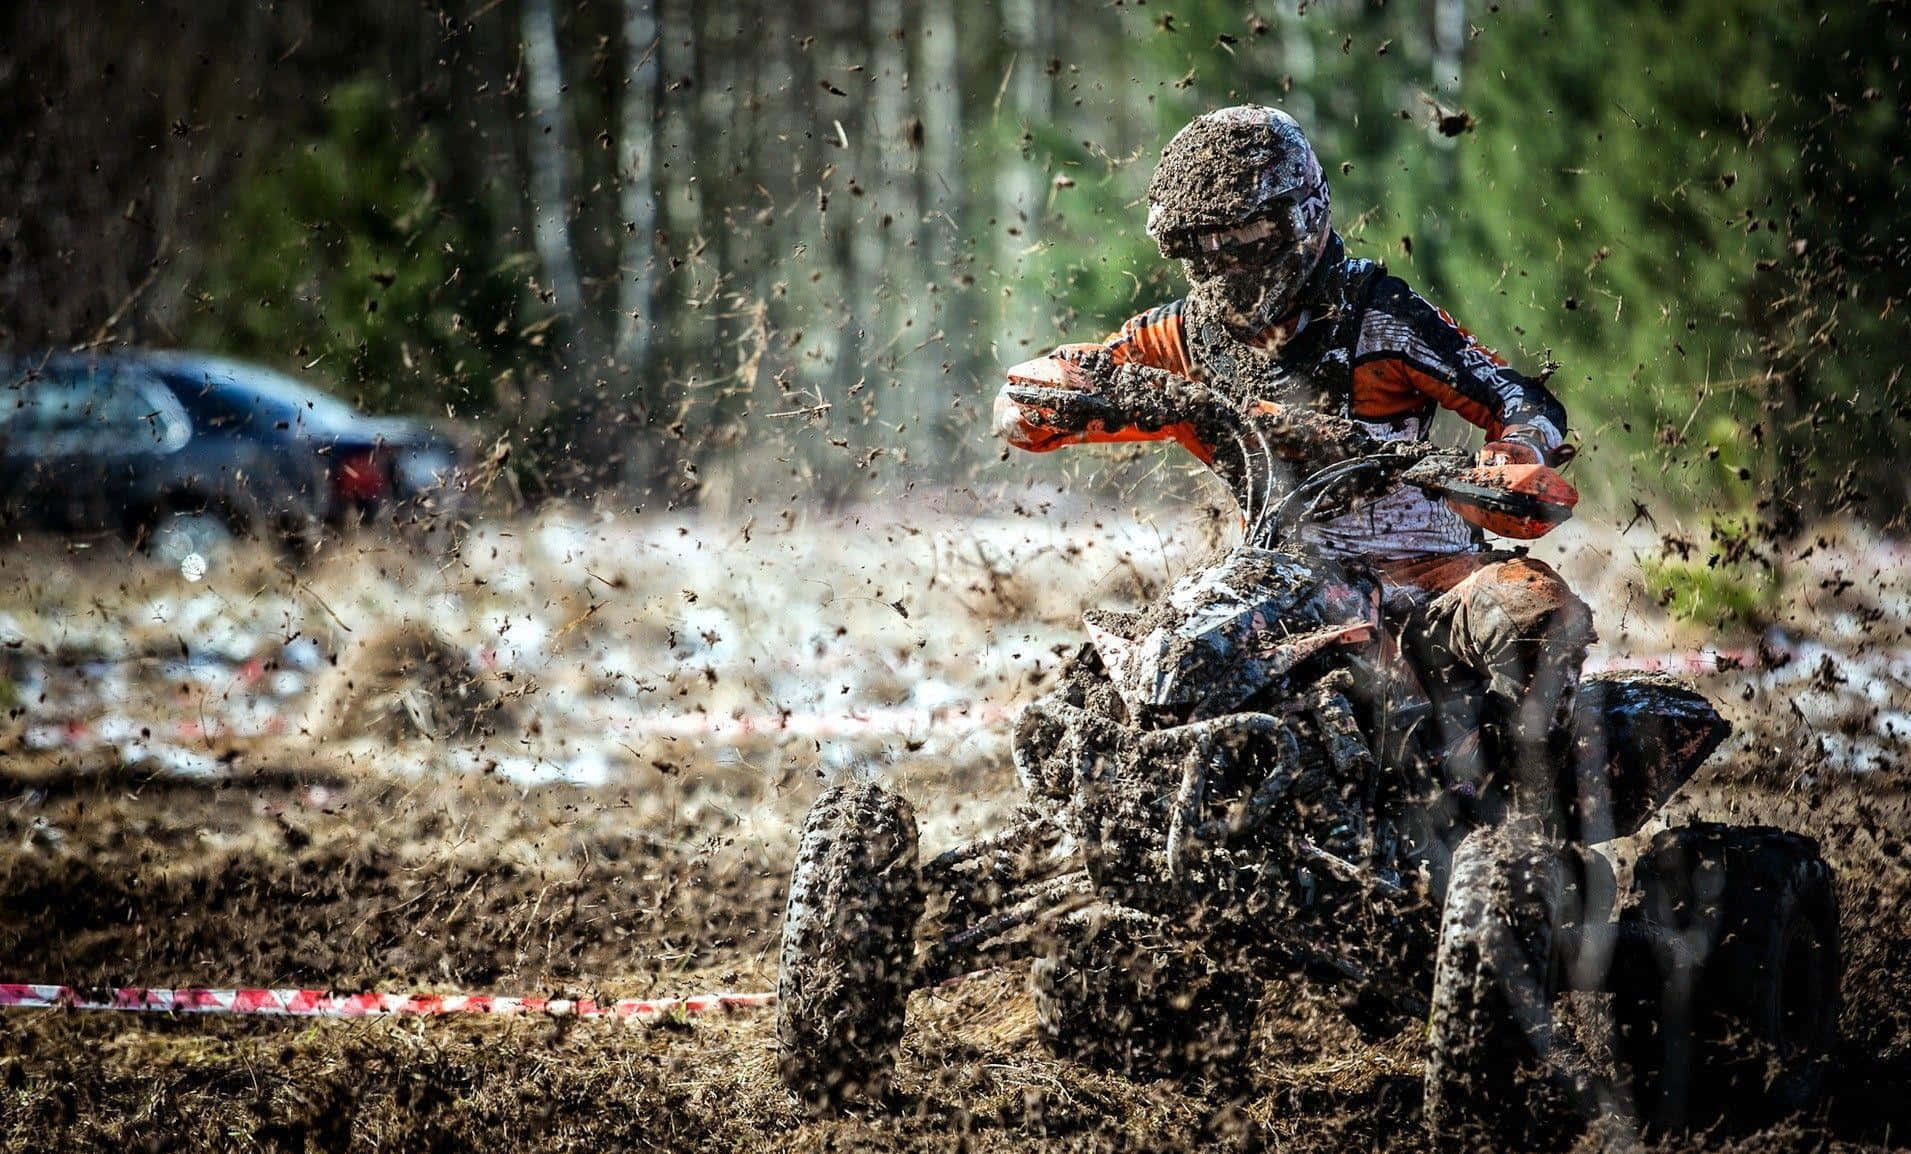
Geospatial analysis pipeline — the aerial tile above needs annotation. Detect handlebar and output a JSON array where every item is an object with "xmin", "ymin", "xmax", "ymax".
[
  {"xmin": 1003, "ymin": 374, "xmax": 1381, "ymax": 465},
  {"xmin": 1002, "ymin": 367, "xmax": 1578, "ymax": 544}
]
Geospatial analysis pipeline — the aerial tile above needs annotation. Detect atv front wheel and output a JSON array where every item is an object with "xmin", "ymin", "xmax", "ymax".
[
  {"xmin": 1030, "ymin": 905, "xmax": 1259, "ymax": 1082},
  {"xmin": 1614, "ymin": 822, "xmax": 1839, "ymax": 1131},
  {"xmin": 1424, "ymin": 821, "xmax": 1578, "ymax": 1145},
  {"xmin": 776, "ymin": 782, "xmax": 924, "ymax": 1108}
]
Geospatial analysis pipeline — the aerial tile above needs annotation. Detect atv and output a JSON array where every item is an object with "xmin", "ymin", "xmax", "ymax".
[{"xmin": 775, "ymin": 360, "xmax": 1839, "ymax": 1142}]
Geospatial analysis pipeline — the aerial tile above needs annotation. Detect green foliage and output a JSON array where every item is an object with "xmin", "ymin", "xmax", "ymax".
[
  {"xmin": 1640, "ymin": 512, "xmax": 1779, "ymax": 628},
  {"xmin": 1641, "ymin": 553, "xmax": 1775, "ymax": 630},
  {"xmin": 1451, "ymin": 0, "xmax": 1908, "ymax": 521},
  {"xmin": 185, "ymin": 78, "xmax": 513, "ymax": 416}
]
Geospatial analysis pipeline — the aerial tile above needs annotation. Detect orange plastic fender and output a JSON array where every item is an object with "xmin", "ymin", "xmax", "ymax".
[{"xmin": 1441, "ymin": 462, "xmax": 1579, "ymax": 539}]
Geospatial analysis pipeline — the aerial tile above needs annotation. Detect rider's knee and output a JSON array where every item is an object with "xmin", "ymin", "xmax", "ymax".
[{"xmin": 1467, "ymin": 557, "xmax": 1594, "ymax": 656}]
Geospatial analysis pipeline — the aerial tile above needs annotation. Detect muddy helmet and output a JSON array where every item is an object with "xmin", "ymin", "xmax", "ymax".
[{"xmin": 1146, "ymin": 106, "xmax": 1333, "ymax": 338}]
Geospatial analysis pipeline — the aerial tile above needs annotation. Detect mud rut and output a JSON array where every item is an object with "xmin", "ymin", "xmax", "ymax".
[{"xmin": 2, "ymin": 715, "xmax": 1909, "ymax": 1152}]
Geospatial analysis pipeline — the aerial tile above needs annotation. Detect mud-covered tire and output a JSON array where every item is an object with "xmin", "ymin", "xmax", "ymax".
[
  {"xmin": 1030, "ymin": 906, "xmax": 1259, "ymax": 1082},
  {"xmin": 1424, "ymin": 822, "xmax": 1576, "ymax": 1146},
  {"xmin": 776, "ymin": 782, "xmax": 924, "ymax": 1108},
  {"xmin": 1614, "ymin": 822, "xmax": 1839, "ymax": 1131}
]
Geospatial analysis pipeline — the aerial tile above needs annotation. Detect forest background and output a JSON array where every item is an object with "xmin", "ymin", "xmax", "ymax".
[{"xmin": 4, "ymin": 0, "xmax": 1905, "ymax": 558}]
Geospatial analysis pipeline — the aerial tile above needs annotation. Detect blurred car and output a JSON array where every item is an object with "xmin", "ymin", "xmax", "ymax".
[{"xmin": 0, "ymin": 349, "xmax": 467, "ymax": 559}]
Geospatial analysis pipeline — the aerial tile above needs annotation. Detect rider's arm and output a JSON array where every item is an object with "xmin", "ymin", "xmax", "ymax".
[
  {"xmin": 993, "ymin": 300, "xmax": 1204, "ymax": 454},
  {"xmin": 1093, "ymin": 301, "xmax": 1196, "ymax": 378},
  {"xmin": 1351, "ymin": 277, "xmax": 1569, "ymax": 464}
]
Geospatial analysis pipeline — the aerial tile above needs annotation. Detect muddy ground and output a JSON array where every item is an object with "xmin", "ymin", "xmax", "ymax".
[{"xmin": 2, "ymin": 509, "xmax": 1909, "ymax": 1152}]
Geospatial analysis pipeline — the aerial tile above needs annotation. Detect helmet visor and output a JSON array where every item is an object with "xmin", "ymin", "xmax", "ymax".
[{"xmin": 1156, "ymin": 204, "xmax": 1303, "ymax": 274}]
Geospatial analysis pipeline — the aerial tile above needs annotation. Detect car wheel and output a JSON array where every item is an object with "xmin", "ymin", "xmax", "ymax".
[{"xmin": 147, "ymin": 509, "xmax": 238, "ymax": 574}]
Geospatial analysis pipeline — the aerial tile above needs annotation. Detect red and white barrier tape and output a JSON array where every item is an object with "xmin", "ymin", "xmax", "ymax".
[
  {"xmin": 607, "ymin": 703, "xmax": 1013, "ymax": 742},
  {"xmin": 0, "ymin": 982, "xmax": 775, "ymax": 1021},
  {"xmin": 1582, "ymin": 647, "xmax": 1758, "ymax": 676}
]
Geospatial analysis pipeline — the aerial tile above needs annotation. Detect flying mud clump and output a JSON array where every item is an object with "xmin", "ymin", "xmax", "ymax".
[{"xmin": 303, "ymin": 623, "xmax": 519, "ymax": 743}]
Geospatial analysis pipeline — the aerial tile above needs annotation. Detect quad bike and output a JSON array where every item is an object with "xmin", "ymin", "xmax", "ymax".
[{"xmin": 776, "ymin": 359, "xmax": 1840, "ymax": 1141}]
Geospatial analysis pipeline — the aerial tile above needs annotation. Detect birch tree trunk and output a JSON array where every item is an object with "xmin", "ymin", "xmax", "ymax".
[
  {"xmin": 997, "ymin": 0, "xmax": 1051, "ymax": 257},
  {"xmin": 992, "ymin": 0, "xmax": 1052, "ymax": 381},
  {"xmin": 831, "ymin": 2, "xmax": 876, "ymax": 420},
  {"xmin": 1433, "ymin": 0, "xmax": 1466, "ymax": 97},
  {"xmin": 918, "ymin": 0, "xmax": 975, "ymax": 460},
  {"xmin": 1430, "ymin": 0, "xmax": 1467, "ymax": 252},
  {"xmin": 617, "ymin": 0, "xmax": 659, "ymax": 375},
  {"xmin": 521, "ymin": 0, "xmax": 584, "ymax": 344},
  {"xmin": 866, "ymin": 0, "xmax": 922, "ymax": 451},
  {"xmin": 656, "ymin": 0, "xmax": 706, "ymax": 383}
]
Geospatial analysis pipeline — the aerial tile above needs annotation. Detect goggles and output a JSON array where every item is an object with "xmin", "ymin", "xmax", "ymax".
[{"xmin": 1153, "ymin": 206, "xmax": 1300, "ymax": 269}]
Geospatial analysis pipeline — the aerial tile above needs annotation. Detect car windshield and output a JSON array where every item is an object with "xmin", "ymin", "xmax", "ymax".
[
  {"xmin": 0, "ymin": 358, "xmax": 192, "ymax": 452},
  {"xmin": 161, "ymin": 357, "xmax": 364, "ymax": 434}
]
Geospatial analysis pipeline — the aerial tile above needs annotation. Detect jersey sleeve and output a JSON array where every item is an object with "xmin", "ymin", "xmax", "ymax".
[
  {"xmin": 1350, "ymin": 276, "xmax": 1567, "ymax": 454},
  {"xmin": 1088, "ymin": 300, "xmax": 1195, "ymax": 376},
  {"xmin": 994, "ymin": 300, "xmax": 1203, "ymax": 454}
]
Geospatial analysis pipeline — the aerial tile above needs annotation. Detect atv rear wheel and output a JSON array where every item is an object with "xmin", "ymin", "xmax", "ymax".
[
  {"xmin": 1614, "ymin": 822, "xmax": 1839, "ymax": 1131},
  {"xmin": 1424, "ymin": 821, "xmax": 1578, "ymax": 1146},
  {"xmin": 1030, "ymin": 905, "xmax": 1259, "ymax": 1083},
  {"xmin": 776, "ymin": 782, "xmax": 924, "ymax": 1109}
]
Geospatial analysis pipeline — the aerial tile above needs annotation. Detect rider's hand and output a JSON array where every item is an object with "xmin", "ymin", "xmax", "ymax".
[
  {"xmin": 1002, "ymin": 383, "xmax": 1121, "ymax": 432},
  {"xmin": 1478, "ymin": 438, "xmax": 1544, "ymax": 467}
]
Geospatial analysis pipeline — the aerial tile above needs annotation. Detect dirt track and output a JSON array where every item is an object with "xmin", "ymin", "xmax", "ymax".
[
  {"xmin": 3, "ymin": 512, "xmax": 1910, "ymax": 1151},
  {"xmin": 1, "ymin": 741, "xmax": 1907, "ymax": 1153}
]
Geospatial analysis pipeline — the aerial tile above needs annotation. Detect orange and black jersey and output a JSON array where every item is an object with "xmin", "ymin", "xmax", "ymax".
[
  {"xmin": 996, "ymin": 244, "xmax": 1571, "ymax": 558},
  {"xmin": 1024, "ymin": 277, "xmax": 1564, "ymax": 455}
]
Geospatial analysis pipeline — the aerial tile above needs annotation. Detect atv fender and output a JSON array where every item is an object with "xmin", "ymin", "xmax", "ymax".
[{"xmin": 1565, "ymin": 672, "xmax": 1730, "ymax": 841}]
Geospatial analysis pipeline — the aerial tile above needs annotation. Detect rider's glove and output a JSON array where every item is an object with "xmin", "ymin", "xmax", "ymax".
[
  {"xmin": 1001, "ymin": 383, "xmax": 1123, "ymax": 434},
  {"xmin": 1478, "ymin": 426, "xmax": 1547, "ymax": 467}
]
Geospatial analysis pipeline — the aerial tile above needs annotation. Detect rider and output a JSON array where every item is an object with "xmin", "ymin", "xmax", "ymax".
[{"xmin": 994, "ymin": 105, "xmax": 1594, "ymax": 815}]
